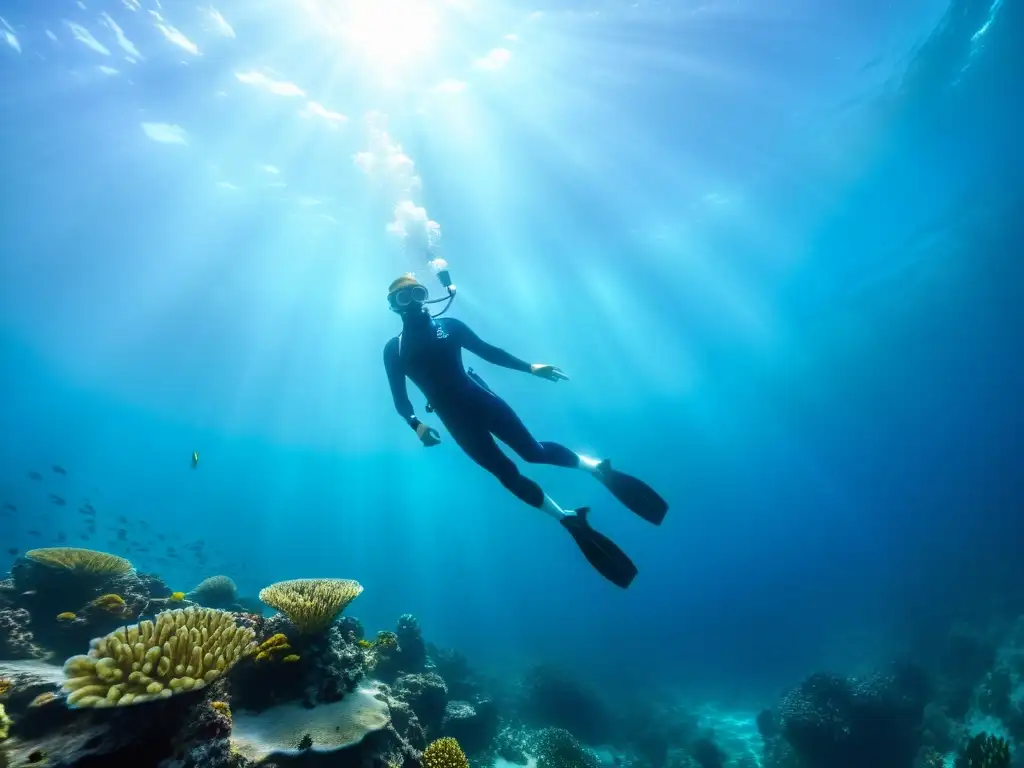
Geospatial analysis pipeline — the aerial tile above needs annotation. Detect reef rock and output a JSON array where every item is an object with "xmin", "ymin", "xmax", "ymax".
[
  {"xmin": 1, "ymin": 686, "xmax": 231, "ymax": 767},
  {"xmin": 232, "ymin": 617, "xmax": 367, "ymax": 712},
  {"xmin": 395, "ymin": 672, "xmax": 448, "ymax": 736},
  {"xmin": 442, "ymin": 698, "xmax": 499, "ymax": 755},
  {"xmin": 519, "ymin": 663, "xmax": 615, "ymax": 745},
  {"xmin": 779, "ymin": 664, "xmax": 930, "ymax": 768},
  {"xmin": 0, "ymin": 660, "xmax": 63, "ymax": 713},
  {"xmin": 0, "ymin": 608, "xmax": 46, "ymax": 661},
  {"xmin": 396, "ymin": 614, "xmax": 427, "ymax": 673}
]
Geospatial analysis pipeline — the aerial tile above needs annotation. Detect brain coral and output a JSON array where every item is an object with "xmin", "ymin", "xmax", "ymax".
[{"xmin": 61, "ymin": 607, "xmax": 256, "ymax": 708}]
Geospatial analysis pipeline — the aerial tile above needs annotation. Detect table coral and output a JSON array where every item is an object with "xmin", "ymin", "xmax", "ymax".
[
  {"xmin": 25, "ymin": 548, "xmax": 132, "ymax": 576},
  {"xmin": 258, "ymin": 578, "xmax": 363, "ymax": 634}
]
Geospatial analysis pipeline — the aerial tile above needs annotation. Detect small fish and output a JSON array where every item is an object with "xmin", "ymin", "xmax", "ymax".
[
  {"xmin": 48, "ymin": 494, "xmax": 66, "ymax": 506},
  {"xmin": 191, "ymin": 451, "xmax": 199, "ymax": 469},
  {"xmin": 22, "ymin": 590, "xmax": 37, "ymax": 596},
  {"xmin": 7, "ymin": 548, "xmax": 17, "ymax": 556},
  {"xmin": 3, "ymin": 503, "xmax": 15, "ymax": 512},
  {"xmin": 52, "ymin": 465, "xmax": 66, "ymax": 475},
  {"xmin": 117, "ymin": 529, "xmax": 127, "ymax": 541},
  {"xmin": 27, "ymin": 470, "xmax": 42, "ymax": 481},
  {"xmin": 118, "ymin": 516, "xmax": 128, "ymax": 524},
  {"xmin": 28, "ymin": 530, "xmax": 41, "ymax": 536},
  {"xmin": 56, "ymin": 532, "xmax": 67, "ymax": 542}
]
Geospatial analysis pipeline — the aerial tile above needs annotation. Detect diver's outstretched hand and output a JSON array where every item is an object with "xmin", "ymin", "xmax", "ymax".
[
  {"xmin": 530, "ymin": 364, "xmax": 569, "ymax": 382},
  {"xmin": 415, "ymin": 422, "xmax": 442, "ymax": 447}
]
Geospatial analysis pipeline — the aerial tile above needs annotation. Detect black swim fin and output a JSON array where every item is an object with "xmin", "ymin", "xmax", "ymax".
[
  {"xmin": 594, "ymin": 460, "xmax": 668, "ymax": 526},
  {"xmin": 560, "ymin": 508, "xmax": 638, "ymax": 589}
]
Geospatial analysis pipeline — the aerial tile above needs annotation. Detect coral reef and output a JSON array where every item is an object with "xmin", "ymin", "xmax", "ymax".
[
  {"xmin": 8, "ymin": 554, "xmax": 174, "ymax": 662},
  {"xmin": 441, "ymin": 698, "xmax": 499, "ymax": 756},
  {"xmin": 422, "ymin": 737, "xmax": 470, "ymax": 768},
  {"xmin": 258, "ymin": 578, "xmax": 363, "ymax": 634},
  {"xmin": 955, "ymin": 732, "xmax": 1012, "ymax": 768},
  {"xmin": 61, "ymin": 607, "xmax": 256, "ymax": 707},
  {"xmin": 24, "ymin": 548, "xmax": 132, "ymax": 577},
  {"xmin": 532, "ymin": 727, "xmax": 601, "ymax": 768},
  {"xmin": 230, "ymin": 687, "xmax": 390, "ymax": 762},
  {"xmin": 187, "ymin": 576, "xmax": 239, "ymax": 609},
  {"xmin": 0, "ymin": 608, "xmax": 46, "ymax": 660},
  {"xmin": 396, "ymin": 673, "xmax": 449, "ymax": 736},
  {"xmin": 429, "ymin": 646, "xmax": 479, "ymax": 701},
  {"xmin": 775, "ymin": 663, "xmax": 930, "ymax": 768},
  {"xmin": 0, "ymin": 661, "xmax": 64, "ymax": 714},
  {"xmin": 397, "ymin": 614, "xmax": 427, "ymax": 672},
  {"xmin": 231, "ymin": 617, "xmax": 367, "ymax": 711},
  {"xmin": 494, "ymin": 724, "xmax": 531, "ymax": 764}
]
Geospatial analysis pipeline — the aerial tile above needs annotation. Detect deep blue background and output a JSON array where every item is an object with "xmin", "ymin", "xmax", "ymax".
[{"xmin": 0, "ymin": 0, "xmax": 1019, "ymax": 707}]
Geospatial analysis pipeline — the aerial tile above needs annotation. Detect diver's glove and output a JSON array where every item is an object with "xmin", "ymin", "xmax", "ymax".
[
  {"xmin": 530, "ymin": 363, "xmax": 569, "ymax": 382},
  {"xmin": 415, "ymin": 421, "xmax": 442, "ymax": 447}
]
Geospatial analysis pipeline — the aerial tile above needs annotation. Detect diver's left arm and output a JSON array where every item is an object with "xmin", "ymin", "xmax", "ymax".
[{"xmin": 450, "ymin": 319, "xmax": 568, "ymax": 381}]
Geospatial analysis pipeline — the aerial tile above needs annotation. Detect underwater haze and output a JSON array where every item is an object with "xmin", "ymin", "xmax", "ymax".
[{"xmin": 0, "ymin": 0, "xmax": 1021, "ymax": 709}]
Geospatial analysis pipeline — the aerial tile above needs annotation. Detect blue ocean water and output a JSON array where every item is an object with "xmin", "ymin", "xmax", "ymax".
[{"xmin": 0, "ymin": 0, "xmax": 1019, "ymax": 719}]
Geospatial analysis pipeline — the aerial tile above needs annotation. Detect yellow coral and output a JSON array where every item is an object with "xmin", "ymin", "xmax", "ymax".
[
  {"xmin": 211, "ymin": 700, "xmax": 232, "ymax": 723},
  {"xmin": 0, "ymin": 703, "xmax": 11, "ymax": 740},
  {"xmin": 29, "ymin": 692, "xmax": 56, "ymax": 708},
  {"xmin": 26, "ymin": 547, "xmax": 132, "ymax": 576},
  {"xmin": 170, "ymin": 592, "xmax": 185, "ymax": 601},
  {"xmin": 423, "ymin": 738, "xmax": 469, "ymax": 768},
  {"xmin": 258, "ymin": 634, "xmax": 290, "ymax": 653},
  {"xmin": 56, "ymin": 612, "xmax": 78, "ymax": 622},
  {"xmin": 254, "ymin": 633, "xmax": 291, "ymax": 663},
  {"xmin": 375, "ymin": 631, "xmax": 399, "ymax": 650},
  {"xmin": 282, "ymin": 654, "xmax": 300, "ymax": 663},
  {"xmin": 358, "ymin": 639, "xmax": 373, "ymax": 649},
  {"xmin": 61, "ymin": 607, "xmax": 257, "ymax": 708},
  {"xmin": 258, "ymin": 578, "xmax": 363, "ymax": 634},
  {"xmin": 88, "ymin": 594, "xmax": 129, "ymax": 615},
  {"xmin": 0, "ymin": 679, "xmax": 10, "ymax": 696}
]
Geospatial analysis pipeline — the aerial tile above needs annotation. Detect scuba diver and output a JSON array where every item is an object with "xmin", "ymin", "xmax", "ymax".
[{"xmin": 382, "ymin": 271, "xmax": 668, "ymax": 589}]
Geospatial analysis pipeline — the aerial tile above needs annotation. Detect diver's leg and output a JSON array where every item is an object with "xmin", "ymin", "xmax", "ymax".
[
  {"xmin": 481, "ymin": 394, "xmax": 668, "ymax": 525},
  {"xmin": 442, "ymin": 413, "xmax": 565, "ymax": 517},
  {"xmin": 479, "ymin": 393, "xmax": 578, "ymax": 468},
  {"xmin": 443, "ymin": 412, "xmax": 638, "ymax": 588}
]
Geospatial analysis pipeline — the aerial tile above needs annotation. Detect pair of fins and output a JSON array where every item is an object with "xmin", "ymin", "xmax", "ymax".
[{"xmin": 561, "ymin": 460, "xmax": 668, "ymax": 590}]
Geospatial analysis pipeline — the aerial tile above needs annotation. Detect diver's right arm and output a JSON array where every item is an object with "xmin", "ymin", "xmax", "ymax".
[
  {"xmin": 383, "ymin": 338, "xmax": 418, "ymax": 428},
  {"xmin": 383, "ymin": 338, "xmax": 440, "ymax": 446}
]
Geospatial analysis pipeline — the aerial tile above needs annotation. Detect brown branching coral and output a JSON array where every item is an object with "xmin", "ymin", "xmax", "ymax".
[
  {"xmin": 25, "ymin": 548, "xmax": 132, "ymax": 576},
  {"xmin": 258, "ymin": 579, "xmax": 363, "ymax": 634},
  {"xmin": 61, "ymin": 607, "xmax": 256, "ymax": 708}
]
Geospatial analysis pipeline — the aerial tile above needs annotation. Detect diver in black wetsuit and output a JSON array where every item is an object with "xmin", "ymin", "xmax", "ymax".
[{"xmin": 382, "ymin": 273, "xmax": 669, "ymax": 589}]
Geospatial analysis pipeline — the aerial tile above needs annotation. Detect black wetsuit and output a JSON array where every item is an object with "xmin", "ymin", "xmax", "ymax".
[{"xmin": 383, "ymin": 314, "xmax": 578, "ymax": 507}]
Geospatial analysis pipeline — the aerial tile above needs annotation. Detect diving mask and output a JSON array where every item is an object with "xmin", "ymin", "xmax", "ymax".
[{"xmin": 388, "ymin": 283, "xmax": 429, "ymax": 311}]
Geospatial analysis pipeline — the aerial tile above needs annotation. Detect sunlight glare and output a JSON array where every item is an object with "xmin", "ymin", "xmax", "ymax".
[{"xmin": 305, "ymin": 0, "xmax": 441, "ymax": 70}]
